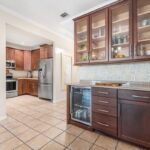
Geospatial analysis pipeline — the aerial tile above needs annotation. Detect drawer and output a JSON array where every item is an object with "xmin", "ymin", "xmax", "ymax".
[
  {"xmin": 92, "ymin": 113, "xmax": 117, "ymax": 136},
  {"xmin": 92, "ymin": 87, "xmax": 117, "ymax": 98},
  {"xmin": 118, "ymin": 89, "xmax": 150, "ymax": 103},
  {"xmin": 93, "ymin": 96, "xmax": 117, "ymax": 107},
  {"xmin": 92, "ymin": 112, "xmax": 117, "ymax": 129},
  {"xmin": 93, "ymin": 104, "xmax": 117, "ymax": 117}
]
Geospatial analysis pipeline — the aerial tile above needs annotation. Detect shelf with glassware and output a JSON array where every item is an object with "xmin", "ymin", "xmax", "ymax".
[
  {"xmin": 134, "ymin": 0, "xmax": 150, "ymax": 58},
  {"xmin": 75, "ymin": 17, "xmax": 90, "ymax": 63},
  {"xmin": 109, "ymin": 1, "xmax": 131, "ymax": 60}
]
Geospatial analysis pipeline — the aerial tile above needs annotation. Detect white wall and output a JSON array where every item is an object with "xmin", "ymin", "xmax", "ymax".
[
  {"xmin": 0, "ymin": 18, "xmax": 6, "ymax": 120},
  {"xmin": 0, "ymin": 9, "xmax": 74, "ymax": 119}
]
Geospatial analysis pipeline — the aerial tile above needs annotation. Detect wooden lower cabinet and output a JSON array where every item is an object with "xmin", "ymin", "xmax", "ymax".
[
  {"xmin": 18, "ymin": 79, "xmax": 38, "ymax": 96},
  {"xmin": 92, "ymin": 88, "xmax": 118, "ymax": 137},
  {"xmin": 118, "ymin": 89, "xmax": 150, "ymax": 148}
]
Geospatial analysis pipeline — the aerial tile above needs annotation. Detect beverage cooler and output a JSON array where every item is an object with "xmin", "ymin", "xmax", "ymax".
[{"xmin": 70, "ymin": 86, "xmax": 91, "ymax": 126}]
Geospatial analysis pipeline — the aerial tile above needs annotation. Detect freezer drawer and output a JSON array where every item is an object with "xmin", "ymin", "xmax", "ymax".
[{"xmin": 38, "ymin": 84, "xmax": 53, "ymax": 100}]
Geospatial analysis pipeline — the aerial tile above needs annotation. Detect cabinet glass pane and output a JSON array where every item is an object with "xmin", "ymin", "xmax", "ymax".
[
  {"xmin": 111, "ymin": 4, "xmax": 130, "ymax": 59},
  {"xmin": 91, "ymin": 12, "xmax": 106, "ymax": 61},
  {"xmin": 136, "ymin": 0, "xmax": 150, "ymax": 56},
  {"xmin": 76, "ymin": 19, "xmax": 89, "ymax": 62}
]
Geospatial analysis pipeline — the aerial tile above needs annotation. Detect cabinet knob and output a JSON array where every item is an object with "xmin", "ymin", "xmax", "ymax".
[
  {"xmin": 98, "ymin": 91, "xmax": 108, "ymax": 95},
  {"xmin": 97, "ymin": 122, "xmax": 109, "ymax": 127},
  {"xmin": 132, "ymin": 95, "xmax": 149, "ymax": 99},
  {"xmin": 97, "ymin": 109, "xmax": 109, "ymax": 113}
]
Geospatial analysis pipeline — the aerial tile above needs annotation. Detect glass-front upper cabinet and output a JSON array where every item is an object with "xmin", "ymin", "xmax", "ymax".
[
  {"xmin": 134, "ymin": 0, "xmax": 150, "ymax": 58},
  {"xmin": 74, "ymin": 17, "xmax": 89, "ymax": 64},
  {"xmin": 90, "ymin": 10, "xmax": 108, "ymax": 62},
  {"xmin": 109, "ymin": 1, "xmax": 132, "ymax": 61}
]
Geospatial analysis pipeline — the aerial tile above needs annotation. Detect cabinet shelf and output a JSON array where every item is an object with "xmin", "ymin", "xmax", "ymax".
[
  {"xmin": 92, "ymin": 47, "xmax": 105, "ymax": 50},
  {"xmin": 92, "ymin": 25, "xmax": 105, "ymax": 30},
  {"xmin": 77, "ymin": 50, "xmax": 88, "ymax": 53},
  {"xmin": 77, "ymin": 40, "xmax": 87, "ymax": 44},
  {"xmin": 113, "ymin": 30, "xmax": 128, "ymax": 36},
  {"xmin": 77, "ymin": 30, "xmax": 87, "ymax": 34},
  {"xmin": 138, "ymin": 25, "xmax": 150, "ymax": 32},
  {"xmin": 138, "ymin": 11, "xmax": 150, "ymax": 17},
  {"xmin": 92, "ymin": 36, "xmax": 105, "ymax": 41},
  {"xmin": 112, "ymin": 43, "xmax": 129, "ymax": 47},
  {"xmin": 112, "ymin": 17, "xmax": 128, "ymax": 24},
  {"xmin": 74, "ymin": 104, "xmax": 90, "ymax": 109}
]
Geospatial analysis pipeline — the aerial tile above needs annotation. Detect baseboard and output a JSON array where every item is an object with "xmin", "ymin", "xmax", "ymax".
[
  {"xmin": 52, "ymin": 97, "xmax": 66, "ymax": 103},
  {"xmin": 0, "ymin": 115, "xmax": 7, "ymax": 121}
]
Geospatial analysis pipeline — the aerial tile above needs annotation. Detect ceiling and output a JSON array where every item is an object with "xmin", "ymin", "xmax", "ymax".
[
  {"xmin": 6, "ymin": 24, "xmax": 51, "ymax": 49},
  {"xmin": 0, "ymin": 0, "xmax": 118, "ymax": 39}
]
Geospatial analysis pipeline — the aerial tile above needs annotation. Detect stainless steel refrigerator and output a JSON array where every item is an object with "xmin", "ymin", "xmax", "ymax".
[{"xmin": 38, "ymin": 58, "xmax": 53, "ymax": 100}]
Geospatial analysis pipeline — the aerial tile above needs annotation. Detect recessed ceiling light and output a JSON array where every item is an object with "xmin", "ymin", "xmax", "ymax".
[{"xmin": 60, "ymin": 12, "xmax": 69, "ymax": 18}]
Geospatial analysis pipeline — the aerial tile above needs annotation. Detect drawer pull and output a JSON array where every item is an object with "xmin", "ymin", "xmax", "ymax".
[
  {"xmin": 132, "ymin": 95, "xmax": 149, "ymax": 99},
  {"xmin": 97, "ymin": 122, "xmax": 109, "ymax": 127},
  {"xmin": 98, "ymin": 91, "xmax": 108, "ymax": 95},
  {"xmin": 97, "ymin": 109, "xmax": 109, "ymax": 113},
  {"xmin": 98, "ymin": 100, "xmax": 109, "ymax": 104}
]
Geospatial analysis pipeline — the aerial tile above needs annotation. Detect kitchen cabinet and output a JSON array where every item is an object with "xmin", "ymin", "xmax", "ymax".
[
  {"xmin": 74, "ymin": 17, "xmax": 90, "ymax": 64},
  {"xmin": 24, "ymin": 51, "xmax": 31, "ymax": 71},
  {"xmin": 15, "ymin": 50, "xmax": 24, "ymax": 70},
  {"xmin": 133, "ymin": 0, "xmax": 150, "ymax": 59},
  {"xmin": 73, "ymin": 0, "xmax": 150, "ymax": 65},
  {"xmin": 18, "ymin": 79, "xmax": 38, "ymax": 96},
  {"xmin": 40, "ymin": 44, "xmax": 53, "ymax": 59},
  {"xmin": 6, "ymin": 47, "xmax": 15, "ymax": 60},
  {"xmin": 31, "ymin": 49, "xmax": 40, "ymax": 70},
  {"xmin": 28, "ymin": 80, "xmax": 38, "ymax": 96},
  {"xmin": 92, "ymin": 87, "xmax": 118, "ymax": 136},
  {"xmin": 90, "ymin": 9, "xmax": 108, "ymax": 62},
  {"xmin": 109, "ymin": 0, "xmax": 132, "ymax": 61},
  {"xmin": 118, "ymin": 89, "xmax": 150, "ymax": 148},
  {"xmin": 18, "ymin": 79, "xmax": 23, "ymax": 96}
]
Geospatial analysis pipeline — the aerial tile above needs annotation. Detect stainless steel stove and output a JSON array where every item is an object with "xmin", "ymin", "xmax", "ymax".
[{"xmin": 6, "ymin": 73, "xmax": 18, "ymax": 98}]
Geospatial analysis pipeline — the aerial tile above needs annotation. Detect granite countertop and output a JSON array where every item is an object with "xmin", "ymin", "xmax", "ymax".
[{"xmin": 68, "ymin": 80, "xmax": 150, "ymax": 91}]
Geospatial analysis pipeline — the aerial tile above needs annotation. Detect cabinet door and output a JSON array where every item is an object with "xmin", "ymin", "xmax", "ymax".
[
  {"xmin": 18, "ymin": 79, "xmax": 23, "ymax": 96},
  {"xmin": 6, "ymin": 47, "xmax": 15, "ymax": 60},
  {"xmin": 90, "ymin": 9, "xmax": 108, "ymax": 62},
  {"xmin": 15, "ymin": 50, "xmax": 24, "ymax": 70},
  {"xmin": 24, "ymin": 51, "xmax": 31, "ymax": 71},
  {"xmin": 74, "ymin": 17, "xmax": 90, "ymax": 64},
  {"xmin": 32, "ymin": 80, "xmax": 38, "ymax": 96},
  {"xmin": 31, "ymin": 50, "xmax": 40, "ymax": 70},
  {"xmin": 118, "ymin": 100, "xmax": 150, "ymax": 148},
  {"xmin": 133, "ymin": 0, "xmax": 150, "ymax": 59},
  {"xmin": 40, "ymin": 44, "xmax": 53, "ymax": 59},
  {"xmin": 109, "ymin": 0, "xmax": 132, "ymax": 61}
]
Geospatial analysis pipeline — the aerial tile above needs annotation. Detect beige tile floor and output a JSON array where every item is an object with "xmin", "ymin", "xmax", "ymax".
[{"xmin": 0, "ymin": 95, "xmax": 147, "ymax": 150}]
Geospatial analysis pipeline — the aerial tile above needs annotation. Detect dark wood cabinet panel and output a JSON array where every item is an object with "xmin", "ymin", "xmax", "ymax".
[
  {"xmin": 118, "ymin": 89, "xmax": 150, "ymax": 102},
  {"xmin": 31, "ymin": 49, "xmax": 40, "ymax": 70},
  {"xmin": 24, "ymin": 51, "xmax": 31, "ymax": 71},
  {"xmin": 15, "ymin": 50, "xmax": 24, "ymax": 70},
  {"xmin": 92, "ymin": 87, "xmax": 117, "ymax": 98},
  {"xmin": 118, "ymin": 100, "xmax": 150, "ymax": 148},
  {"xmin": 40, "ymin": 44, "xmax": 53, "ymax": 59},
  {"xmin": 93, "ymin": 96, "xmax": 117, "ymax": 107},
  {"xmin": 18, "ymin": 79, "xmax": 23, "ymax": 96},
  {"xmin": 6, "ymin": 47, "xmax": 15, "ymax": 60}
]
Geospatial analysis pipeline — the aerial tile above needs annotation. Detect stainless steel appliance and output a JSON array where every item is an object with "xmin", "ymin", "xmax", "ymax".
[
  {"xmin": 6, "ymin": 73, "xmax": 18, "ymax": 98},
  {"xmin": 70, "ymin": 86, "xmax": 92, "ymax": 126},
  {"xmin": 38, "ymin": 58, "xmax": 53, "ymax": 100},
  {"xmin": 6, "ymin": 60, "xmax": 16, "ymax": 69}
]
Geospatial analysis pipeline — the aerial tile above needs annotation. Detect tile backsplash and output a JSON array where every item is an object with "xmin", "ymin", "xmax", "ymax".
[{"xmin": 77, "ymin": 62, "xmax": 150, "ymax": 82}]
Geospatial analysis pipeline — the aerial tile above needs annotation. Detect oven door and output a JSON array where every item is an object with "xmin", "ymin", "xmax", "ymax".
[{"xmin": 6, "ymin": 80, "xmax": 17, "ymax": 91}]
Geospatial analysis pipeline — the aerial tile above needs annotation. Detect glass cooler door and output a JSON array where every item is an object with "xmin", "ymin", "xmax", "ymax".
[{"xmin": 71, "ymin": 86, "xmax": 91, "ymax": 126}]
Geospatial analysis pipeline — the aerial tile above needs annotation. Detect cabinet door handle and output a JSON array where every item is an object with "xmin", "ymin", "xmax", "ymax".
[
  {"xmin": 97, "ymin": 122, "xmax": 109, "ymax": 127},
  {"xmin": 98, "ymin": 100, "xmax": 109, "ymax": 104},
  {"xmin": 97, "ymin": 109, "xmax": 109, "ymax": 113},
  {"xmin": 132, "ymin": 95, "xmax": 149, "ymax": 99},
  {"xmin": 98, "ymin": 91, "xmax": 108, "ymax": 95}
]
